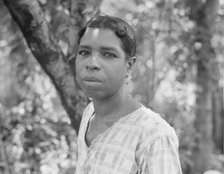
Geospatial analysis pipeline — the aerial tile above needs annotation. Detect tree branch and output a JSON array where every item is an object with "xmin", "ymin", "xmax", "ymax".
[{"xmin": 2, "ymin": 0, "xmax": 84, "ymax": 133}]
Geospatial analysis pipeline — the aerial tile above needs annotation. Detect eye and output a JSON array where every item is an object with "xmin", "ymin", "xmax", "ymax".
[
  {"xmin": 102, "ymin": 52, "xmax": 117, "ymax": 58},
  {"xmin": 78, "ymin": 50, "xmax": 90, "ymax": 56}
]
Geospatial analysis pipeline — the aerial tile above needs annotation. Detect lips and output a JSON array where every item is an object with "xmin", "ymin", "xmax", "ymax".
[{"xmin": 82, "ymin": 76, "xmax": 102, "ymax": 82}]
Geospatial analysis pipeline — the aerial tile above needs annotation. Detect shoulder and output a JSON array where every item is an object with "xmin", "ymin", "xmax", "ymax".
[
  {"xmin": 136, "ymin": 106, "xmax": 179, "ymax": 146},
  {"xmin": 135, "ymin": 107, "xmax": 182, "ymax": 172}
]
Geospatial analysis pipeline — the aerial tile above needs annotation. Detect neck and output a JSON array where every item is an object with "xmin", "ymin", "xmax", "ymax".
[{"xmin": 92, "ymin": 86, "xmax": 138, "ymax": 120}]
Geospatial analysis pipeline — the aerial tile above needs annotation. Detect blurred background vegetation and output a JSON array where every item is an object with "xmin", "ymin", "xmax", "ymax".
[{"xmin": 0, "ymin": 0, "xmax": 223, "ymax": 174}]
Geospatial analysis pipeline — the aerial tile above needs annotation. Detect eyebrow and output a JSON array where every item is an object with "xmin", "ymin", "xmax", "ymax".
[
  {"xmin": 78, "ymin": 45, "xmax": 119, "ymax": 53},
  {"xmin": 100, "ymin": 46, "xmax": 119, "ymax": 53},
  {"xmin": 78, "ymin": 45, "xmax": 91, "ymax": 50}
]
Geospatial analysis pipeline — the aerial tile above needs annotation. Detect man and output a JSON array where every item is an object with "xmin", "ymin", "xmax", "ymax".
[{"xmin": 75, "ymin": 15, "xmax": 182, "ymax": 174}]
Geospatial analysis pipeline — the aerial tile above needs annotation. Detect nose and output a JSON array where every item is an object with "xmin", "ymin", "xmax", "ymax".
[{"xmin": 86, "ymin": 54, "xmax": 101, "ymax": 71}]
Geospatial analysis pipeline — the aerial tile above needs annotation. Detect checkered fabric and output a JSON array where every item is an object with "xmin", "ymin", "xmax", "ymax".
[{"xmin": 75, "ymin": 102, "xmax": 182, "ymax": 174}]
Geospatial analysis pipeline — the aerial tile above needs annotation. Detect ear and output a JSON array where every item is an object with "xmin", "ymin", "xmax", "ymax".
[{"xmin": 127, "ymin": 56, "xmax": 136, "ymax": 72}]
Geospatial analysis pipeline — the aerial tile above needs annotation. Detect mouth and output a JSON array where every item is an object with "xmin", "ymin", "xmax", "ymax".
[{"xmin": 82, "ymin": 76, "xmax": 102, "ymax": 82}]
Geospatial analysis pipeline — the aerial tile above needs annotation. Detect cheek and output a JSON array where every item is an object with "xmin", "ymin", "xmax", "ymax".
[
  {"xmin": 109, "ymin": 64, "xmax": 127, "ymax": 82},
  {"xmin": 117, "ymin": 63, "xmax": 128, "ymax": 75},
  {"xmin": 75, "ymin": 58, "xmax": 83, "ymax": 73}
]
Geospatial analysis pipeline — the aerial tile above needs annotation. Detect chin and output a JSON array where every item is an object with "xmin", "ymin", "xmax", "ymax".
[
  {"xmin": 85, "ymin": 90, "xmax": 114, "ymax": 101},
  {"xmin": 84, "ymin": 90, "xmax": 102, "ymax": 99}
]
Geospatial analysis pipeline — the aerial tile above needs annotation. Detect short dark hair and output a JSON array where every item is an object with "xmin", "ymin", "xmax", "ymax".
[{"xmin": 77, "ymin": 15, "xmax": 136, "ymax": 58}]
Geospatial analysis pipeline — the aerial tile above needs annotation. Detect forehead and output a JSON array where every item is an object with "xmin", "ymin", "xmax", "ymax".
[{"xmin": 79, "ymin": 28, "xmax": 123, "ymax": 50}]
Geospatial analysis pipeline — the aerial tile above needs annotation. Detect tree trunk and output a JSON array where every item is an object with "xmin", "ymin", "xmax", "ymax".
[
  {"xmin": 0, "ymin": 135, "xmax": 12, "ymax": 174},
  {"xmin": 185, "ymin": 0, "xmax": 220, "ymax": 173},
  {"xmin": 212, "ymin": 87, "xmax": 224, "ymax": 154},
  {"xmin": 2, "ymin": 0, "xmax": 88, "ymax": 133}
]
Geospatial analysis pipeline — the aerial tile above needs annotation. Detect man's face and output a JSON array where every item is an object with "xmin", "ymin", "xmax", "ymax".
[{"xmin": 75, "ymin": 28, "xmax": 129, "ymax": 100}]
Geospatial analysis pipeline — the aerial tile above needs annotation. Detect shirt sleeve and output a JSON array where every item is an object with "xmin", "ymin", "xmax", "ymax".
[{"xmin": 138, "ymin": 133, "xmax": 183, "ymax": 174}]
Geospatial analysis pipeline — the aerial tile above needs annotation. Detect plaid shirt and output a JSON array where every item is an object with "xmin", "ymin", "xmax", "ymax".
[{"xmin": 76, "ymin": 103, "xmax": 182, "ymax": 174}]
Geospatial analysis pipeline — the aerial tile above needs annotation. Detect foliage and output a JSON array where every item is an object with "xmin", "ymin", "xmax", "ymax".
[
  {"xmin": 0, "ymin": 0, "xmax": 223, "ymax": 174},
  {"xmin": 0, "ymin": 2, "xmax": 77, "ymax": 173}
]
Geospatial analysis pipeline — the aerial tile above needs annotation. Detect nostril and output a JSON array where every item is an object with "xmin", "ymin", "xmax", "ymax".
[{"xmin": 86, "ymin": 65, "xmax": 100, "ymax": 70}]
